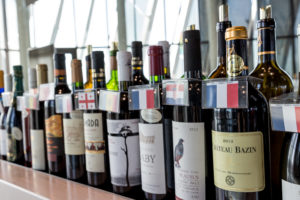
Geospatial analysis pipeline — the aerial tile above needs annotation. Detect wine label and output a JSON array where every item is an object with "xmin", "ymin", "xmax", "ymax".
[
  {"xmin": 139, "ymin": 123, "xmax": 166, "ymax": 194},
  {"xmin": 84, "ymin": 113, "xmax": 105, "ymax": 173},
  {"xmin": 0, "ymin": 129, "xmax": 7, "ymax": 156},
  {"xmin": 45, "ymin": 114, "xmax": 64, "ymax": 161},
  {"xmin": 282, "ymin": 179, "xmax": 300, "ymax": 200},
  {"xmin": 141, "ymin": 109, "xmax": 162, "ymax": 123},
  {"xmin": 31, "ymin": 129, "xmax": 46, "ymax": 170},
  {"xmin": 212, "ymin": 131, "xmax": 265, "ymax": 192},
  {"xmin": 172, "ymin": 121, "xmax": 206, "ymax": 200},
  {"xmin": 12, "ymin": 127, "xmax": 22, "ymax": 141},
  {"xmin": 107, "ymin": 119, "xmax": 141, "ymax": 187},
  {"xmin": 63, "ymin": 111, "xmax": 85, "ymax": 155}
]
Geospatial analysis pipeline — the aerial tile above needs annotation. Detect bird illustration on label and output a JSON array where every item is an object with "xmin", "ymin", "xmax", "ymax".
[
  {"xmin": 174, "ymin": 138, "xmax": 184, "ymax": 168},
  {"xmin": 119, "ymin": 125, "xmax": 133, "ymax": 187}
]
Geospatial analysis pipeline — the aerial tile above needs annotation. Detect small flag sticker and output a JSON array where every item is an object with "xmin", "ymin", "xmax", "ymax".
[
  {"xmin": 2, "ymin": 92, "xmax": 13, "ymax": 107},
  {"xmin": 24, "ymin": 93, "xmax": 39, "ymax": 110},
  {"xmin": 128, "ymin": 85, "xmax": 160, "ymax": 110},
  {"xmin": 270, "ymin": 104, "xmax": 300, "ymax": 133},
  {"xmin": 17, "ymin": 96, "xmax": 25, "ymax": 112},
  {"xmin": 99, "ymin": 90, "xmax": 120, "ymax": 113},
  {"xmin": 55, "ymin": 94, "xmax": 73, "ymax": 113},
  {"xmin": 162, "ymin": 79, "xmax": 189, "ymax": 106},
  {"xmin": 77, "ymin": 91, "xmax": 96, "ymax": 110},
  {"xmin": 39, "ymin": 83, "xmax": 55, "ymax": 101}
]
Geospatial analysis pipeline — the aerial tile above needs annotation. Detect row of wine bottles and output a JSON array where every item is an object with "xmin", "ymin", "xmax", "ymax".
[{"xmin": 0, "ymin": 4, "xmax": 298, "ymax": 200}]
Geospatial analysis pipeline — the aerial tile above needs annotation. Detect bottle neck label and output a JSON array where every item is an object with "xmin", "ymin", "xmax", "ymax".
[
  {"xmin": 257, "ymin": 27, "xmax": 276, "ymax": 62},
  {"xmin": 226, "ymin": 39, "xmax": 248, "ymax": 77}
]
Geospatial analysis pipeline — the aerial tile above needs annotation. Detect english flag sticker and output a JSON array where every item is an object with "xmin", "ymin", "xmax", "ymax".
[{"xmin": 76, "ymin": 91, "xmax": 97, "ymax": 110}]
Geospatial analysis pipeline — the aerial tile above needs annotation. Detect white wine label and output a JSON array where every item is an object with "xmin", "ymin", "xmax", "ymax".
[
  {"xmin": 282, "ymin": 179, "xmax": 300, "ymax": 200},
  {"xmin": 84, "ymin": 113, "xmax": 105, "ymax": 173},
  {"xmin": 107, "ymin": 119, "xmax": 141, "ymax": 186},
  {"xmin": 139, "ymin": 123, "xmax": 166, "ymax": 194},
  {"xmin": 0, "ymin": 129, "xmax": 7, "ymax": 156},
  {"xmin": 31, "ymin": 129, "xmax": 46, "ymax": 170},
  {"xmin": 12, "ymin": 127, "xmax": 22, "ymax": 141},
  {"xmin": 63, "ymin": 114, "xmax": 85, "ymax": 155},
  {"xmin": 212, "ymin": 131, "xmax": 265, "ymax": 192},
  {"xmin": 172, "ymin": 121, "xmax": 206, "ymax": 200},
  {"xmin": 141, "ymin": 109, "xmax": 162, "ymax": 123}
]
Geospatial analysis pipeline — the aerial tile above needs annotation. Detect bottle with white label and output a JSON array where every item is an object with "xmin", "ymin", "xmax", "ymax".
[
  {"xmin": 84, "ymin": 51, "xmax": 109, "ymax": 188},
  {"xmin": 30, "ymin": 65, "xmax": 48, "ymax": 171},
  {"xmin": 107, "ymin": 51, "xmax": 143, "ymax": 199},
  {"xmin": 281, "ymin": 132, "xmax": 300, "ymax": 200},
  {"xmin": 139, "ymin": 46, "xmax": 169, "ymax": 200},
  {"xmin": 172, "ymin": 25, "xmax": 212, "ymax": 200},
  {"xmin": 0, "ymin": 74, "xmax": 11, "ymax": 160},
  {"xmin": 63, "ymin": 59, "xmax": 86, "ymax": 182},
  {"xmin": 212, "ymin": 26, "xmax": 270, "ymax": 199}
]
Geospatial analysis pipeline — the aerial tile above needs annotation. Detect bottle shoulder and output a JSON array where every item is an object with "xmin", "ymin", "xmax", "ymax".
[{"xmin": 208, "ymin": 65, "xmax": 227, "ymax": 79}]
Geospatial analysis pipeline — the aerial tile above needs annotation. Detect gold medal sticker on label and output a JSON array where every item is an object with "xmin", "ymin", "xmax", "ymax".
[
  {"xmin": 227, "ymin": 54, "xmax": 245, "ymax": 77},
  {"xmin": 212, "ymin": 131, "xmax": 265, "ymax": 192}
]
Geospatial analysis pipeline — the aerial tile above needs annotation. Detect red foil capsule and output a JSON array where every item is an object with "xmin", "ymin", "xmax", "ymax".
[{"xmin": 148, "ymin": 45, "xmax": 164, "ymax": 76}]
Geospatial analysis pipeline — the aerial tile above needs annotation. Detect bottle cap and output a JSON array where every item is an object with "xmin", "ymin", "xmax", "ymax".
[
  {"xmin": 91, "ymin": 51, "xmax": 105, "ymax": 70},
  {"xmin": 4, "ymin": 74, "xmax": 12, "ymax": 92},
  {"xmin": 28, "ymin": 68, "xmax": 37, "ymax": 89},
  {"xmin": 36, "ymin": 64, "xmax": 48, "ymax": 85},
  {"xmin": 71, "ymin": 59, "xmax": 83, "ymax": 83},
  {"xmin": 225, "ymin": 26, "xmax": 248, "ymax": 40},
  {"xmin": 131, "ymin": 41, "xmax": 143, "ymax": 58},
  {"xmin": 117, "ymin": 51, "xmax": 132, "ymax": 81},
  {"xmin": 183, "ymin": 25, "xmax": 201, "ymax": 72},
  {"xmin": 148, "ymin": 46, "xmax": 164, "ymax": 76},
  {"xmin": 54, "ymin": 53, "xmax": 66, "ymax": 69},
  {"xmin": 219, "ymin": 4, "xmax": 229, "ymax": 22},
  {"xmin": 260, "ymin": 5, "xmax": 272, "ymax": 20}
]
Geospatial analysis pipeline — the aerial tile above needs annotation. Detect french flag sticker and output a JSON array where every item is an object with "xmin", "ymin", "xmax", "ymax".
[
  {"xmin": 131, "ymin": 89, "xmax": 155, "ymax": 110},
  {"xmin": 205, "ymin": 81, "xmax": 239, "ymax": 108},
  {"xmin": 270, "ymin": 105, "xmax": 300, "ymax": 133}
]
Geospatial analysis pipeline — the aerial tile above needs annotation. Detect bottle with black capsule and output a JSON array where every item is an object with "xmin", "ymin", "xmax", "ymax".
[{"xmin": 131, "ymin": 41, "xmax": 149, "ymax": 85}]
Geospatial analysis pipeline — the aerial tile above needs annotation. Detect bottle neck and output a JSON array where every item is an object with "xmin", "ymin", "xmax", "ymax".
[
  {"xmin": 131, "ymin": 57, "xmax": 144, "ymax": 77},
  {"xmin": 150, "ymin": 75, "xmax": 164, "ymax": 84},
  {"xmin": 87, "ymin": 69, "xmax": 93, "ymax": 83},
  {"xmin": 119, "ymin": 81, "xmax": 130, "ymax": 92},
  {"xmin": 92, "ymin": 68, "xmax": 106, "ymax": 89},
  {"xmin": 13, "ymin": 77, "xmax": 24, "ymax": 97},
  {"xmin": 226, "ymin": 39, "xmax": 248, "ymax": 77},
  {"xmin": 217, "ymin": 21, "xmax": 231, "ymax": 66},
  {"xmin": 54, "ymin": 68, "xmax": 67, "ymax": 85},
  {"xmin": 257, "ymin": 26, "xmax": 277, "ymax": 63},
  {"xmin": 72, "ymin": 82, "xmax": 84, "ymax": 91}
]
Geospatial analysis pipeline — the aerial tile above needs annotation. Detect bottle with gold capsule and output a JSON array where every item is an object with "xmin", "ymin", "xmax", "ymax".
[
  {"xmin": 250, "ymin": 6, "xmax": 293, "ymax": 199},
  {"xmin": 84, "ymin": 45, "xmax": 93, "ymax": 89},
  {"xmin": 209, "ymin": 4, "xmax": 232, "ymax": 78},
  {"xmin": 212, "ymin": 26, "xmax": 271, "ymax": 200},
  {"xmin": 107, "ymin": 42, "xmax": 119, "ymax": 91}
]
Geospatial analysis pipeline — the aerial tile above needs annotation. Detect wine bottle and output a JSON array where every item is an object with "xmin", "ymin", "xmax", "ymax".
[
  {"xmin": 209, "ymin": 4, "xmax": 232, "ymax": 78},
  {"xmin": 30, "ymin": 64, "xmax": 48, "ymax": 171},
  {"xmin": 84, "ymin": 51, "xmax": 109, "ymax": 188},
  {"xmin": 158, "ymin": 41, "xmax": 171, "ymax": 79},
  {"xmin": 44, "ymin": 54, "xmax": 70, "ymax": 177},
  {"xmin": 212, "ymin": 26, "xmax": 270, "ymax": 200},
  {"xmin": 84, "ymin": 45, "xmax": 93, "ymax": 89},
  {"xmin": 63, "ymin": 59, "xmax": 86, "ymax": 182},
  {"xmin": 107, "ymin": 50, "xmax": 142, "ymax": 198},
  {"xmin": 6, "ymin": 65, "xmax": 25, "ymax": 165},
  {"xmin": 131, "ymin": 41, "xmax": 149, "ymax": 85},
  {"xmin": 249, "ymin": 6, "xmax": 294, "ymax": 199},
  {"xmin": 172, "ymin": 25, "xmax": 210, "ymax": 200},
  {"xmin": 0, "ymin": 74, "xmax": 12, "ymax": 160},
  {"xmin": 107, "ymin": 42, "xmax": 119, "ymax": 91},
  {"xmin": 139, "ymin": 45, "xmax": 168, "ymax": 200}
]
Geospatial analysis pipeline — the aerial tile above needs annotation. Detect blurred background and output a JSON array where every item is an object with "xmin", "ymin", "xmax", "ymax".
[{"xmin": 0, "ymin": 0, "xmax": 299, "ymax": 89}]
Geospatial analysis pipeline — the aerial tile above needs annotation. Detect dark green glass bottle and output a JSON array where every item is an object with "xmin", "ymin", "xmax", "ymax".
[{"xmin": 6, "ymin": 65, "xmax": 24, "ymax": 165}]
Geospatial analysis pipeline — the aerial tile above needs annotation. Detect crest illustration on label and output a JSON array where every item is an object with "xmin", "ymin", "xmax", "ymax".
[
  {"xmin": 227, "ymin": 54, "xmax": 245, "ymax": 77},
  {"xmin": 141, "ymin": 109, "xmax": 162, "ymax": 123},
  {"xmin": 12, "ymin": 127, "xmax": 22, "ymax": 141}
]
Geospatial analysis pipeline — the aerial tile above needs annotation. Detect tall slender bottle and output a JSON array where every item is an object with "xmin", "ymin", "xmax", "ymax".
[
  {"xmin": 172, "ymin": 25, "xmax": 211, "ymax": 200},
  {"xmin": 23, "ymin": 68, "xmax": 35, "ymax": 167},
  {"xmin": 131, "ymin": 41, "xmax": 149, "ymax": 85},
  {"xmin": 44, "ymin": 54, "xmax": 70, "ymax": 177},
  {"xmin": 84, "ymin": 51, "xmax": 109, "ymax": 188},
  {"xmin": 139, "ymin": 46, "xmax": 169, "ymax": 200},
  {"xmin": 0, "ymin": 70, "xmax": 4, "ymax": 157},
  {"xmin": 107, "ymin": 42, "xmax": 119, "ymax": 91},
  {"xmin": 209, "ymin": 4, "xmax": 232, "ymax": 78},
  {"xmin": 30, "ymin": 64, "xmax": 48, "ymax": 172},
  {"xmin": 0, "ymin": 74, "xmax": 12, "ymax": 160},
  {"xmin": 107, "ymin": 51, "xmax": 142, "ymax": 198},
  {"xmin": 158, "ymin": 41, "xmax": 171, "ymax": 79},
  {"xmin": 212, "ymin": 26, "xmax": 270, "ymax": 200},
  {"xmin": 6, "ymin": 65, "xmax": 24, "ymax": 165},
  {"xmin": 63, "ymin": 59, "xmax": 86, "ymax": 182},
  {"xmin": 84, "ymin": 45, "xmax": 93, "ymax": 89},
  {"xmin": 250, "ymin": 6, "xmax": 294, "ymax": 199}
]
